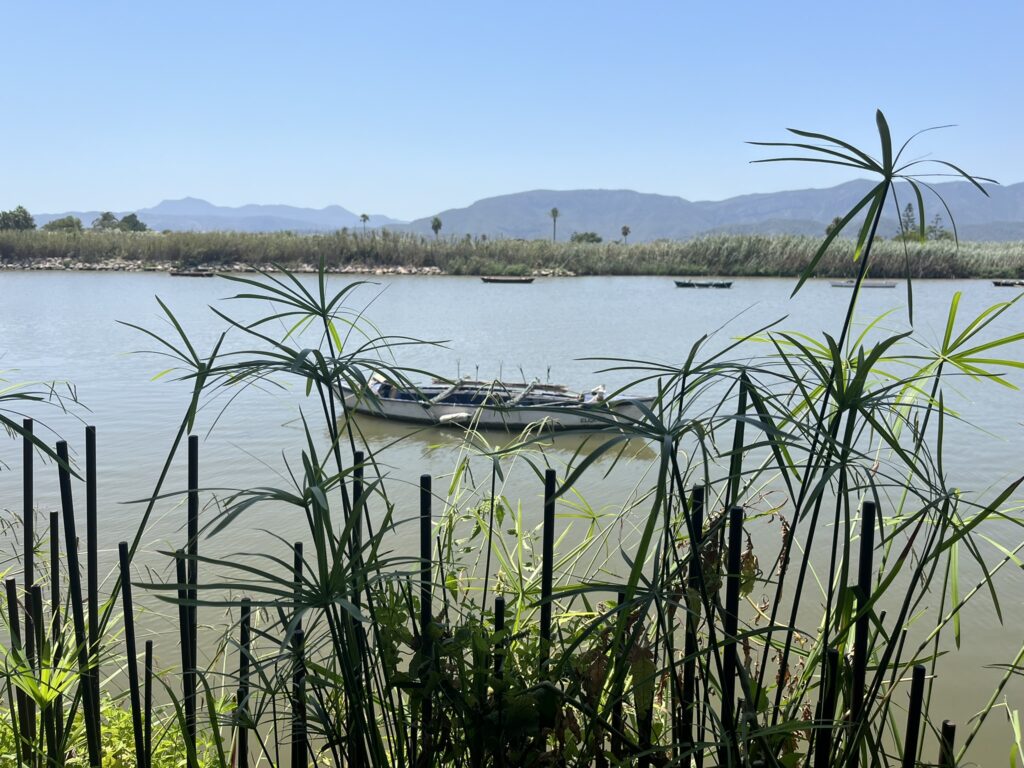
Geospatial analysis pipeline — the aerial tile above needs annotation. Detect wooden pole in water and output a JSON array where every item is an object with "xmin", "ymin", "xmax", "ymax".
[
  {"xmin": 145, "ymin": 640, "xmax": 154, "ymax": 768},
  {"xmin": 611, "ymin": 591, "xmax": 626, "ymax": 762},
  {"xmin": 851, "ymin": 500, "xmax": 877, "ymax": 768},
  {"xmin": 22, "ymin": 419, "xmax": 33, "ymax": 591},
  {"xmin": 187, "ymin": 434, "xmax": 199, "ymax": 710},
  {"xmin": 719, "ymin": 506, "xmax": 744, "ymax": 766},
  {"xmin": 85, "ymin": 425, "xmax": 100, "ymax": 738},
  {"xmin": 681, "ymin": 485, "xmax": 705, "ymax": 761},
  {"xmin": 291, "ymin": 628, "xmax": 308, "ymax": 768},
  {"xmin": 175, "ymin": 550, "xmax": 196, "ymax": 753},
  {"xmin": 938, "ymin": 720, "xmax": 956, "ymax": 768},
  {"xmin": 812, "ymin": 648, "xmax": 839, "ymax": 768},
  {"xmin": 118, "ymin": 541, "xmax": 146, "ymax": 768},
  {"xmin": 56, "ymin": 440, "xmax": 103, "ymax": 767},
  {"xmin": 6, "ymin": 578, "xmax": 31, "ymax": 766},
  {"xmin": 238, "ymin": 599, "xmax": 251, "ymax": 768},
  {"xmin": 49, "ymin": 510, "xmax": 64, "ymax": 748},
  {"xmin": 419, "ymin": 474, "xmax": 433, "ymax": 764},
  {"xmin": 901, "ymin": 665, "xmax": 927, "ymax": 768}
]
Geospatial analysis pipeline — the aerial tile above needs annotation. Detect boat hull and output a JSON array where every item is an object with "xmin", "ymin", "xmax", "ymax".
[{"xmin": 335, "ymin": 384, "xmax": 651, "ymax": 430}]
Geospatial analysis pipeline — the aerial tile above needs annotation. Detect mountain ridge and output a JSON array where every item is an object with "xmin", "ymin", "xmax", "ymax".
[{"xmin": 32, "ymin": 180, "xmax": 1024, "ymax": 241}]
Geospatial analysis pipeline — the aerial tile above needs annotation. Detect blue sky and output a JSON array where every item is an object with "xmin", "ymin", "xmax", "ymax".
[{"xmin": 2, "ymin": 1, "xmax": 1021, "ymax": 220}]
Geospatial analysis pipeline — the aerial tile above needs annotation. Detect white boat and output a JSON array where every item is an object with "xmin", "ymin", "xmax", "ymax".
[{"xmin": 335, "ymin": 376, "xmax": 653, "ymax": 430}]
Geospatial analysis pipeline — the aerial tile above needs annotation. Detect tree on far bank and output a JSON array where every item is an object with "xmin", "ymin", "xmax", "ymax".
[
  {"xmin": 570, "ymin": 231, "xmax": 602, "ymax": 243},
  {"xmin": 118, "ymin": 213, "xmax": 148, "ymax": 232},
  {"xmin": 92, "ymin": 212, "xmax": 120, "ymax": 230},
  {"xmin": 431, "ymin": 216, "xmax": 442, "ymax": 239},
  {"xmin": 550, "ymin": 207, "xmax": 559, "ymax": 242},
  {"xmin": 825, "ymin": 216, "xmax": 843, "ymax": 236},
  {"xmin": 42, "ymin": 215, "xmax": 83, "ymax": 233},
  {"xmin": 897, "ymin": 203, "xmax": 920, "ymax": 240},
  {"xmin": 927, "ymin": 213, "xmax": 953, "ymax": 241},
  {"xmin": 621, "ymin": 225, "xmax": 630, "ymax": 243},
  {"xmin": 0, "ymin": 205, "xmax": 36, "ymax": 230}
]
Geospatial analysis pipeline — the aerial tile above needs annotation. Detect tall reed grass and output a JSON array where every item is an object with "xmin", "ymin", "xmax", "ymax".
[{"xmin": 2, "ymin": 228, "xmax": 1024, "ymax": 278}]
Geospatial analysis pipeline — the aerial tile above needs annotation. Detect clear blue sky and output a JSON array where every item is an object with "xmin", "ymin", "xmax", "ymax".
[{"xmin": 2, "ymin": 1, "xmax": 1021, "ymax": 220}]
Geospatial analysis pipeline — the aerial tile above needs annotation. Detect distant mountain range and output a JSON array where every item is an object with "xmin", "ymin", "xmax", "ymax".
[
  {"xmin": 35, "ymin": 197, "xmax": 401, "ymax": 233},
  {"xmin": 35, "ymin": 180, "xmax": 1024, "ymax": 241}
]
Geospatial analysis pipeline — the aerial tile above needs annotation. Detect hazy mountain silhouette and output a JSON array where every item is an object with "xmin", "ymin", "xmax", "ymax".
[{"xmin": 34, "ymin": 180, "xmax": 1024, "ymax": 240}]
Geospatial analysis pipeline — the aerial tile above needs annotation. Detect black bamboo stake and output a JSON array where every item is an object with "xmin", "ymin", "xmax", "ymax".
[
  {"xmin": 901, "ymin": 665, "xmax": 926, "ymax": 768},
  {"xmin": 293, "ymin": 542, "xmax": 303, "ymax": 631},
  {"xmin": 540, "ymin": 468, "xmax": 556, "ymax": 669},
  {"xmin": 719, "ymin": 506, "xmax": 744, "ymax": 766},
  {"xmin": 292, "ymin": 628, "xmax": 308, "ymax": 768},
  {"xmin": 33, "ymin": 584, "xmax": 57, "ymax": 766},
  {"xmin": 353, "ymin": 451, "xmax": 364, "ymax": 605},
  {"xmin": 118, "ymin": 542, "xmax": 146, "ymax": 768},
  {"xmin": 56, "ymin": 440, "xmax": 102, "ymax": 767},
  {"xmin": 145, "ymin": 640, "xmax": 154, "ymax": 768},
  {"xmin": 419, "ymin": 474, "xmax": 433, "ymax": 764},
  {"xmin": 238, "ymin": 599, "xmax": 251, "ymax": 768},
  {"xmin": 812, "ymin": 648, "xmax": 840, "ymax": 768},
  {"xmin": 175, "ymin": 550, "xmax": 197, "ymax": 754},
  {"xmin": 23, "ymin": 419, "xmax": 33, "ymax": 589},
  {"xmin": 187, "ymin": 434, "xmax": 199, "ymax": 711},
  {"xmin": 938, "ymin": 720, "xmax": 956, "ymax": 768},
  {"xmin": 49, "ymin": 509, "xmax": 64, "ymax": 749},
  {"xmin": 6, "ymin": 578, "xmax": 31, "ymax": 766},
  {"xmin": 611, "ymin": 591, "xmax": 626, "ymax": 762},
  {"xmin": 494, "ymin": 595, "xmax": 506, "ymax": 768},
  {"xmin": 681, "ymin": 485, "xmax": 705, "ymax": 760},
  {"xmin": 22, "ymin": 420, "xmax": 34, "ymax": 670},
  {"xmin": 905, "ymin": 667, "xmax": 929, "ymax": 768},
  {"xmin": 851, "ymin": 500, "xmax": 877, "ymax": 767},
  {"xmin": 85, "ymin": 425, "xmax": 100, "ymax": 737}
]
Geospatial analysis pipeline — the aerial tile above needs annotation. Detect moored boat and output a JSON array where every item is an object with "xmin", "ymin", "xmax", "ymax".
[
  {"xmin": 993, "ymin": 279, "xmax": 1024, "ymax": 287},
  {"xmin": 674, "ymin": 279, "xmax": 732, "ymax": 288},
  {"xmin": 481, "ymin": 276, "xmax": 535, "ymax": 284},
  {"xmin": 335, "ymin": 376, "xmax": 652, "ymax": 430},
  {"xmin": 170, "ymin": 269, "xmax": 216, "ymax": 277},
  {"xmin": 829, "ymin": 279, "xmax": 897, "ymax": 288}
]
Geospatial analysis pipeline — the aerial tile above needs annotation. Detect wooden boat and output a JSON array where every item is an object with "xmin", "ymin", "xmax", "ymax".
[
  {"xmin": 335, "ymin": 377, "xmax": 653, "ymax": 430},
  {"xmin": 481, "ymin": 276, "xmax": 534, "ymax": 284},
  {"xmin": 829, "ymin": 279, "xmax": 897, "ymax": 288},
  {"xmin": 993, "ymin": 280, "xmax": 1024, "ymax": 287},
  {"xmin": 674, "ymin": 279, "xmax": 732, "ymax": 289},
  {"xmin": 169, "ymin": 269, "xmax": 215, "ymax": 277}
]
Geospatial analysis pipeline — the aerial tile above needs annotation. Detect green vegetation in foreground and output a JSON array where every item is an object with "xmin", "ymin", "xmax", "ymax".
[
  {"xmin": 4, "ymin": 227, "xmax": 1024, "ymax": 279},
  {"xmin": 4, "ymin": 112, "xmax": 1024, "ymax": 767}
]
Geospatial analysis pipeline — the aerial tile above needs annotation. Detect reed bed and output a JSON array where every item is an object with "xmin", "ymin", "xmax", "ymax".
[{"xmin": 3, "ymin": 228, "xmax": 1024, "ymax": 279}]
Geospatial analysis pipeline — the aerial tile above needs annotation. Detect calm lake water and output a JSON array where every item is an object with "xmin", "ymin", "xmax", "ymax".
[{"xmin": 1, "ymin": 270, "xmax": 1022, "ymax": 761}]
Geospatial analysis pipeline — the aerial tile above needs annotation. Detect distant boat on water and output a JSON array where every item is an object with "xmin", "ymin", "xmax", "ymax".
[
  {"xmin": 170, "ymin": 269, "xmax": 215, "ymax": 277},
  {"xmin": 829, "ymin": 279, "xmax": 897, "ymax": 288},
  {"xmin": 481, "ymin": 276, "xmax": 534, "ymax": 284},
  {"xmin": 674, "ymin": 279, "xmax": 732, "ymax": 289},
  {"xmin": 993, "ymin": 279, "xmax": 1024, "ymax": 287}
]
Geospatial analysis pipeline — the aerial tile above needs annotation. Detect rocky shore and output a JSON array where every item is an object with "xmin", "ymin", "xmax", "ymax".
[{"xmin": 0, "ymin": 258, "xmax": 578, "ymax": 277}]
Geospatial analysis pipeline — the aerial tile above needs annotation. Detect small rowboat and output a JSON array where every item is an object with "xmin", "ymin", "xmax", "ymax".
[
  {"xmin": 335, "ymin": 377, "xmax": 652, "ymax": 431},
  {"xmin": 829, "ymin": 279, "xmax": 897, "ymax": 288},
  {"xmin": 170, "ymin": 270, "xmax": 215, "ymax": 277},
  {"xmin": 993, "ymin": 280, "xmax": 1024, "ymax": 287},
  {"xmin": 481, "ymin": 276, "xmax": 534, "ymax": 284},
  {"xmin": 674, "ymin": 279, "xmax": 732, "ymax": 289}
]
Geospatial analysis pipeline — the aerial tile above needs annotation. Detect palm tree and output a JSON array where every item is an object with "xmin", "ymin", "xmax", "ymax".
[
  {"xmin": 431, "ymin": 216, "xmax": 442, "ymax": 239},
  {"xmin": 360, "ymin": 213, "xmax": 369, "ymax": 233},
  {"xmin": 550, "ymin": 207, "xmax": 559, "ymax": 242},
  {"xmin": 621, "ymin": 225, "xmax": 630, "ymax": 244}
]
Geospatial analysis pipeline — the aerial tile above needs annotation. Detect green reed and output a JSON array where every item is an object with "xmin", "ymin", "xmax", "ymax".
[{"xmin": 3, "ymin": 225, "xmax": 1024, "ymax": 279}]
